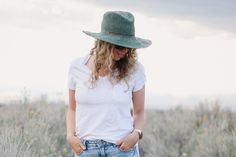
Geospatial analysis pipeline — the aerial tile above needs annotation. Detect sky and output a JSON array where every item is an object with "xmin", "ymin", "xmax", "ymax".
[{"xmin": 0, "ymin": 0, "xmax": 236, "ymax": 108}]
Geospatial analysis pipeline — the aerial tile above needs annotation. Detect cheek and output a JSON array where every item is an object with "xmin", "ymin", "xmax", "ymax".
[
  {"xmin": 111, "ymin": 51, "xmax": 118, "ymax": 61},
  {"xmin": 112, "ymin": 51, "xmax": 119, "ymax": 58},
  {"xmin": 113, "ymin": 50, "xmax": 118, "ymax": 55}
]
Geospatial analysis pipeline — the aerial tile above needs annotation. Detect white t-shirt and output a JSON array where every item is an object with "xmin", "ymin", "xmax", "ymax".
[{"xmin": 68, "ymin": 54, "xmax": 146, "ymax": 144}]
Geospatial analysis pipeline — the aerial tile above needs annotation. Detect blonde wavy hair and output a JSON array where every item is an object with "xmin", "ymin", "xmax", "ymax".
[{"xmin": 88, "ymin": 40, "xmax": 137, "ymax": 88}]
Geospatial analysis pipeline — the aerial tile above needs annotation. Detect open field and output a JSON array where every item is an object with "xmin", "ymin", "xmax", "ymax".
[{"xmin": 0, "ymin": 99, "xmax": 236, "ymax": 157}]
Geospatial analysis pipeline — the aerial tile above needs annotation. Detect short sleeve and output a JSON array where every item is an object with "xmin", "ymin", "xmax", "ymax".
[
  {"xmin": 67, "ymin": 61, "xmax": 76, "ymax": 90},
  {"xmin": 132, "ymin": 62, "xmax": 146, "ymax": 92}
]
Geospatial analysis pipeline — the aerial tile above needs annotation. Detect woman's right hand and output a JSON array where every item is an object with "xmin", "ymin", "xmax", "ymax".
[{"xmin": 67, "ymin": 134, "xmax": 86, "ymax": 154}]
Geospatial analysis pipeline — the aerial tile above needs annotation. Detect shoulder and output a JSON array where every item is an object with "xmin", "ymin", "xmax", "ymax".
[
  {"xmin": 136, "ymin": 61, "xmax": 145, "ymax": 71},
  {"xmin": 69, "ymin": 55, "xmax": 88, "ymax": 69},
  {"xmin": 129, "ymin": 61, "xmax": 146, "ymax": 91},
  {"xmin": 132, "ymin": 61, "xmax": 145, "ymax": 76}
]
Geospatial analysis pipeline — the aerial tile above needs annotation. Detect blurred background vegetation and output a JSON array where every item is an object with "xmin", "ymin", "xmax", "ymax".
[{"xmin": 0, "ymin": 97, "xmax": 236, "ymax": 157}]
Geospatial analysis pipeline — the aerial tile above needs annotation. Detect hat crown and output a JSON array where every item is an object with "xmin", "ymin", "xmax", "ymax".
[
  {"xmin": 101, "ymin": 11, "xmax": 135, "ymax": 36},
  {"xmin": 83, "ymin": 10, "xmax": 151, "ymax": 48}
]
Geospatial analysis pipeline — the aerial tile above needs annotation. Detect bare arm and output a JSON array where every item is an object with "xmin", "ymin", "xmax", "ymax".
[
  {"xmin": 132, "ymin": 86, "xmax": 145, "ymax": 131},
  {"xmin": 66, "ymin": 89, "xmax": 76, "ymax": 138},
  {"xmin": 116, "ymin": 86, "xmax": 145, "ymax": 151},
  {"xmin": 66, "ymin": 89, "xmax": 86, "ymax": 154}
]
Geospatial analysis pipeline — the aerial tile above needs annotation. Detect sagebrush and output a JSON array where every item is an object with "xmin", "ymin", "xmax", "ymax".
[{"xmin": 0, "ymin": 99, "xmax": 236, "ymax": 157}]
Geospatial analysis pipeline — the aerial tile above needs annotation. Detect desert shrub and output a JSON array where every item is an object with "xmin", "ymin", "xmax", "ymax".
[
  {"xmin": 1, "ymin": 99, "xmax": 236, "ymax": 157},
  {"xmin": 0, "ymin": 101, "xmax": 72, "ymax": 157},
  {"xmin": 140, "ymin": 102, "xmax": 236, "ymax": 157}
]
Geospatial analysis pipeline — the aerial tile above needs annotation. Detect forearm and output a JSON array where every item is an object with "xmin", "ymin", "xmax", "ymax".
[
  {"xmin": 132, "ymin": 87, "xmax": 145, "ymax": 131},
  {"xmin": 66, "ymin": 108, "xmax": 76, "ymax": 138},
  {"xmin": 133, "ymin": 111, "xmax": 145, "ymax": 130}
]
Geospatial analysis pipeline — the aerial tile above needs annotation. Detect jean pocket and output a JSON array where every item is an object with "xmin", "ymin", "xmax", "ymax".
[
  {"xmin": 76, "ymin": 149, "xmax": 97, "ymax": 157},
  {"xmin": 115, "ymin": 144, "xmax": 135, "ymax": 153},
  {"xmin": 75, "ymin": 150, "xmax": 84, "ymax": 156}
]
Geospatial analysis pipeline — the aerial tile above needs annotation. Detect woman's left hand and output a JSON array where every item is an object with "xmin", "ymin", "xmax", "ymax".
[{"xmin": 116, "ymin": 132, "xmax": 139, "ymax": 151}]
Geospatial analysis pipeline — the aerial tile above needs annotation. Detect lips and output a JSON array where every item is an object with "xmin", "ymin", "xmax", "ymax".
[
  {"xmin": 118, "ymin": 54, "xmax": 124, "ymax": 58},
  {"xmin": 117, "ymin": 52, "xmax": 125, "ymax": 58}
]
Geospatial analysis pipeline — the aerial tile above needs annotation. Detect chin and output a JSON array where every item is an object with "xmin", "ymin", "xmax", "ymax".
[
  {"xmin": 113, "ymin": 56, "xmax": 121, "ymax": 61},
  {"xmin": 113, "ymin": 58, "xmax": 121, "ymax": 61},
  {"xmin": 113, "ymin": 55, "xmax": 125, "ymax": 61}
]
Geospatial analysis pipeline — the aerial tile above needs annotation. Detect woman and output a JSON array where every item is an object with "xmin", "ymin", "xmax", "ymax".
[{"xmin": 66, "ymin": 11, "xmax": 151, "ymax": 157}]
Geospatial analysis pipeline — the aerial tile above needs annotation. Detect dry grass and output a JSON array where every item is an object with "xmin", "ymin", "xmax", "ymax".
[
  {"xmin": 0, "ymin": 100, "xmax": 72, "ymax": 157},
  {"xmin": 0, "ymin": 99, "xmax": 236, "ymax": 157},
  {"xmin": 141, "ymin": 102, "xmax": 236, "ymax": 157}
]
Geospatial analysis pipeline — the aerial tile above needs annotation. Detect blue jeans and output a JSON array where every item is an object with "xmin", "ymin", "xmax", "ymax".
[{"xmin": 75, "ymin": 139, "xmax": 138, "ymax": 157}]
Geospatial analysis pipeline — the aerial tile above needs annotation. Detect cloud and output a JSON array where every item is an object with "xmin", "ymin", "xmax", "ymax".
[
  {"xmin": 1, "ymin": 0, "xmax": 235, "ymax": 33},
  {"xmin": 82, "ymin": 0, "xmax": 236, "ymax": 33},
  {"xmin": 0, "ymin": 0, "xmax": 101, "ymax": 30}
]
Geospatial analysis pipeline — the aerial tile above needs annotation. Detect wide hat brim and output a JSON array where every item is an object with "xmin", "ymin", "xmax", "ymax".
[{"xmin": 83, "ymin": 31, "xmax": 152, "ymax": 49}]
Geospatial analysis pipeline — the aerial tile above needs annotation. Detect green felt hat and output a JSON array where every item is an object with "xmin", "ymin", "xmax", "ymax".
[{"xmin": 83, "ymin": 11, "xmax": 152, "ymax": 49}]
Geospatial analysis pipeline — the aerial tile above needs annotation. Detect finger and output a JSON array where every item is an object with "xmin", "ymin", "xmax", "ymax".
[
  {"xmin": 79, "ymin": 143, "xmax": 86, "ymax": 150},
  {"xmin": 75, "ymin": 138, "xmax": 86, "ymax": 150},
  {"xmin": 72, "ymin": 144, "xmax": 83, "ymax": 152},
  {"xmin": 119, "ymin": 145, "xmax": 128, "ymax": 151},
  {"xmin": 119, "ymin": 142, "xmax": 127, "ymax": 150},
  {"xmin": 72, "ymin": 145, "xmax": 83, "ymax": 154},
  {"xmin": 116, "ymin": 139, "xmax": 123, "ymax": 146}
]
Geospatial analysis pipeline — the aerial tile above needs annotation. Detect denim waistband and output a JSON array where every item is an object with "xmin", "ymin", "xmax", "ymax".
[{"xmin": 81, "ymin": 139, "xmax": 117, "ymax": 148}]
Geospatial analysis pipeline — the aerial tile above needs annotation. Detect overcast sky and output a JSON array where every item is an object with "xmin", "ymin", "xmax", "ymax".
[
  {"xmin": 0, "ymin": 0, "xmax": 236, "ymax": 105},
  {"xmin": 1, "ymin": 0, "xmax": 236, "ymax": 32},
  {"xmin": 84, "ymin": 0, "xmax": 236, "ymax": 33}
]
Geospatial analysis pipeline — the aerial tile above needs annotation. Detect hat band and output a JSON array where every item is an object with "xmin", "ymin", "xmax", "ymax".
[{"xmin": 102, "ymin": 31, "xmax": 134, "ymax": 37}]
